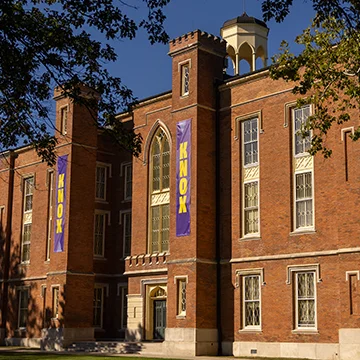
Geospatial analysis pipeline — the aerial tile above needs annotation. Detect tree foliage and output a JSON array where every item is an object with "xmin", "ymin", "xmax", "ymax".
[
  {"xmin": 0, "ymin": 0, "xmax": 170, "ymax": 164},
  {"xmin": 263, "ymin": 0, "xmax": 360, "ymax": 157}
]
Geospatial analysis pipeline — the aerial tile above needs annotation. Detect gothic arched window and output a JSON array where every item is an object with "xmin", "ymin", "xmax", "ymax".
[{"xmin": 149, "ymin": 128, "xmax": 170, "ymax": 253}]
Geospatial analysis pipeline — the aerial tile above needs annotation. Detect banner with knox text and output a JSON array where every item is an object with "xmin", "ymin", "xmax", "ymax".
[
  {"xmin": 176, "ymin": 119, "xmax": 191, "ymax": 236},
  {"xmin": 54, "ymin": 154, "xmax": 68, "ymax": 252}
]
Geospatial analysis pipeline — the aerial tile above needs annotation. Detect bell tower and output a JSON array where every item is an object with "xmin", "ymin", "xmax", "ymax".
[{"xmin": 220, "ymin": 12, "xmax": 269, "ymax": 75}]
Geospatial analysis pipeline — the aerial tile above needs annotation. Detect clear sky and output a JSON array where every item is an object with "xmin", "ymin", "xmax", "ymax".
[{"xmin": 110, "ymin": 0, "xmax": 315, "ymax": 102}]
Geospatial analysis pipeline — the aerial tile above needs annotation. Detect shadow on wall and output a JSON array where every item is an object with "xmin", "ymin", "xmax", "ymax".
[{"xmin": 1, "ymin": 236, "xmax": 66, "ymax": 347}]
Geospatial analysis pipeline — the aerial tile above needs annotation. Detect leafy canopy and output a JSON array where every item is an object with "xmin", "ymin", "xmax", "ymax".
[
  {"xmin": 263, "ymin": 0, "xmax": 360, "ymax": 157},
  {"xmin": 0, "ymin": 0, "xmax": 170, "ymax": 164}
]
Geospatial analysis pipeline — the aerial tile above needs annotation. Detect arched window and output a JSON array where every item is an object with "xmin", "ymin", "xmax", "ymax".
[{"xmin": 149, "ymin": 128, "xmax": 170, "ymax": 253}]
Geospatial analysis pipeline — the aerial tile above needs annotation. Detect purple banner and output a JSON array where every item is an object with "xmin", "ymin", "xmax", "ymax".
[
  {"xmin": 54, "ymin": 155, "xmax": 68, "ymax": 252},
  {"xmin": 176, "ymin": 119, "xmax": 191, "ymax": 236}
]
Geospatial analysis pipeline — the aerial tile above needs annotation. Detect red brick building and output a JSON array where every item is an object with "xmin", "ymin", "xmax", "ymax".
[{"xmin": 1, "ymin": 14, "xmax": 360, "ymax": 360}]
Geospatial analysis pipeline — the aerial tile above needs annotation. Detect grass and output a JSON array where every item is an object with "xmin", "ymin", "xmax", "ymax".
[{"xmin": 0, "ymin": 351, "xmax": 167, "ymax": 360}]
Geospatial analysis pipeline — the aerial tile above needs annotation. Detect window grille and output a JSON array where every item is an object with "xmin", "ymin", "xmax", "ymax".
[
  {"xmin": 61, "ymin": 107, "xmax": 68, "ymax": 135},
  {"xmin": 295, "ymin": 172, "xmax": 313, "ymax": 229},
  {"xmin": 177, "ymin": 279, "xmax": 187, "ymax": 316},
  {"xmin": 243, "ymin": 275, "xmax": 260, "ymax": 328},
  {"xmin": 149, "ymin": 128, "xmax": 170, "ymax": 253},
  {"xmin": 244, "ymin": 181, "xmax": 259, "ymax": 235},
  {"xmin": 296, "ymin": 272, "xmax": 316, "ymax": 328},
  {"xmin": 294, "ymin": 105, "xmax": 311, "ymax": 156},
  {"xmin": 181, "ymin": 64, "xmax": 190, "ymax": 96},
  {"xmin": 243, "ymin": 118, "xmax": 258, "ymax": 166},
  {"xmin": 22, "ymin": 177, "xmax": 34, "ymax": 262},
  {"xmin": 52, "ymin": 287, "xmax": 59, "ymax": 318}
]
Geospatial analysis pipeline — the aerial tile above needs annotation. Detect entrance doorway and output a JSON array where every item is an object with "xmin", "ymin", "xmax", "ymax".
[
  {"xmin": 145, "ymin": 285, "xmax": 167, "ymax": 341},
  {"xmin": 153, "ymin": 300, "xmax": 166, "ymax": 340}
]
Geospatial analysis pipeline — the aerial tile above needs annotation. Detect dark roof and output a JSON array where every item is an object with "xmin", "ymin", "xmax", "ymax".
[{"xmin": 222, "ymin": 12, "xmax": 268, "ymax": 29}]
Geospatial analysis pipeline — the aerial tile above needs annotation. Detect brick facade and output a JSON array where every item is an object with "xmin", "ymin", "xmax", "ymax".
[{"xmin": 1, "ymin": 15, "xmax": 360, "ymax": 360}]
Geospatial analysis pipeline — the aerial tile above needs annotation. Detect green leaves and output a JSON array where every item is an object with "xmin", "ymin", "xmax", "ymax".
[
  {"xmin": 267, "ymin": 1, "xmax": 360, "ymax": 156},
  {"xmin": 0, "ymin": 0, "xmax": 170, "ymax": 164}
]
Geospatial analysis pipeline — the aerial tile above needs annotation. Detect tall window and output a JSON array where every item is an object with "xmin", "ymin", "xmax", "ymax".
[
  {"xmin": 293, "ymin": 105, "xmax": 314, "ymax": 231},
  {"xmin": 0, "ymin": 206, "xmax": 5, "ymax": 236},
  {"xmin": 22, "ymin": 177, "xmax": 34, "ymax": 262},
  {"xmin": 149, "ymin": 128, "xmax": 170, "ymax": 253},
  {"xmin": 18, "ymin": 288, "xmax": 29, "ymax": 328},
  {"xmin": 243, "ymin": 118, "xmax": 258, "ymax": 166},
  {"xmin": 177, "ymin": 278, "xmax": 187, "ymax": 317},
  {"xmin": 52, "ymin": 287, "xmax": 59, "ymax": 318},
  {"xmin": 123, "ymin": 212, "xmax": 131, "ymax": 257},
  {"xmin": 124, "ymin": 164, "xmax": 132, "ymax": 200},
  {"xmin": 242, "ymin": 118, "xmax": 260, "ymax": 237},
  {"xmin": 95, "ymin": 166, "xmax": 107, "ymax": 200},
  {"xmin": 244, "ymin": 181, "xmax": 259, "ymax": 235},
  {"xmin": 94, "ymin": 212, "xmax": 106, "ymax": 257},
  {"xmin": 243, "ymin": 275, "xmax": 261, "ymax": 329},
  {"xmin": 93, "ymin": 286, "xmax": 104, "ymax": 328},
  {"xmin": 295, "ymin": 172, "xmax": 313, "ymax": 229},
  {"xmin": 46, "ymin": 171, "xmax": 54, "ymax": 261},
  {"xmin": 119, "ymin": 286, "xmax": 128, "ymax": 329},
  {"xmin": 294, "ymin": 105, "xmax": 311, "ymax": 156},
  {"xmin": 295, "ymin": 272, "xmax": 316, "ymax": 329},
  {"xmin": 181, "ymin": 63, "xmax": 190, "ymax": 96},
  {"xmin": 60, "ymin": 106, "xmax": 68, "ymax": 135}
]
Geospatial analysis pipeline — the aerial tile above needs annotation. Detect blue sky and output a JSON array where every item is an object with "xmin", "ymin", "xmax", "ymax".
[{"xmin": 110, "ymin": 0, "xmax": 315, "ymax": 101}]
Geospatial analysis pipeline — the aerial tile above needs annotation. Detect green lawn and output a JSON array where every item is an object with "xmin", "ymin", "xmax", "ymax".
[{"xmin": 0, "ymin": 351, "xmax": 166, "ymax": 360}]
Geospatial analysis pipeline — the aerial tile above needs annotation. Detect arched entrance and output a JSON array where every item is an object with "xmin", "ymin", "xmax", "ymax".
[{"xmin": 145, "ymin": 285, "xmax": 167, "ymax": 340}]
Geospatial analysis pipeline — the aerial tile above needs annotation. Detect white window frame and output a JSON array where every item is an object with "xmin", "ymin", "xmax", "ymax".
[
  {"xmin": 295, "ymin": 271, "xmax": 317, "ymax": 330},
  {"xmin": 179, "ymin": 60, "xmax": 190, "ymax": 97},
  {"xmin": 242, "ymin": 118, "xmax": 259, "ymax": 168},
  {"xmin": 243, "ymin": 180, "xmax": 260, "ymax": 237},
  {"xmin": 17, "ymin": 287, "xmax": 29, "ymax": 329},
  {"xmin": 242, "ymin": 274, "xmax": 261, "ymax": 330},
  {"xmin": 236, "ymin": 268, "xmax": 264, "ymax": 332},
  {"xmin": 174, "ymin": 276, "xmax": 188, "ymax": 318},
  {"xmin": 21, "ymin": 176, "xmax": 34, "ymax": 263},
  {"xmin": 60, "ymin": 105, "xmax": 68, "ymax": 135},
  {"xmin": 93, "ymin": 211, "xmax": 110, "ymax": 258},
  {"xmin": 293, "ymin": 104, "xmax": 312, "ymax": 157},
  {"xmin": 293, "ymin": 170, "xmax": 314, "ymax": 231},
  {"xmin": 51, "ymin": 285, "xmax": 60, "ymax": 319}
]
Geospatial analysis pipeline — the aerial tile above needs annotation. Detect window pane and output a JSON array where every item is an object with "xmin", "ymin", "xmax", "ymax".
[
  {"xmin": 161, "ymin": 204, "xmax": 170, "ymax": 252},
  {"xmin": 94, "ymin": 214, "xmax": 104, "ymax": 256},
  {"xmin": 294, "ymin": 106, "xmax": 311, "ymax": 155},
  {"xmin": 151, "ymin": 206, "xmax": 160, "ymax": 253},
  {"xmin": 297, "ymin": 272, "xmax": 316, "ymax": 327},
  {"xmin": 162, "ymin": 138, "xmax": 170, "ymax": 190},
  {"xmin": 152, "ymin": 141, "xmax": 161, "ymax": 192},
  {"xmin": 243, "ymin": 119, "xmax": 258, "ymax": 166},
  {"xmin": 96, "ymin": 167, "xmax": 106, "ymax": 199},
  {"xmin": 244, "ymin": 275, "xmax": 260, "ymax": 327}
]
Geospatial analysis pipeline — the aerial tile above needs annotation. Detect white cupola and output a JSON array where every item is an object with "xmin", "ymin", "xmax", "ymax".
[{"xmin": 220, "ymin": 12, "xmax": 269, "ymax": 75}]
